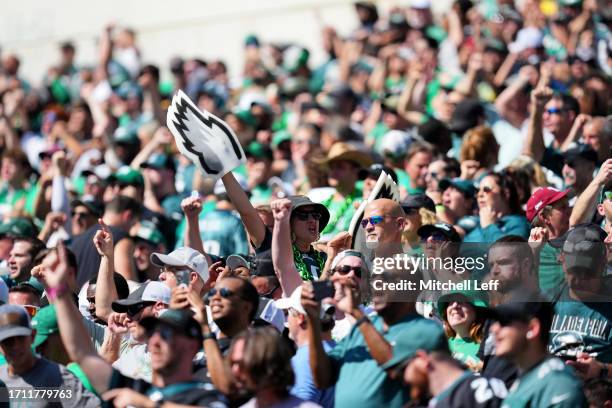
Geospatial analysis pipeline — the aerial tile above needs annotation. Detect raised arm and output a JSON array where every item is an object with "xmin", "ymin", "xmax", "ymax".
[
  {"xmin": 271, "ymin": 198, "xmax": 303, "ymax": 296},
  {"xmin": 570, "ymin": 159, "xmax": 612, "ymax": 226},
  {"xmin": 37, "ymin": 242, "xmax": 113, "ymax": 394},
  {"xmin": 560, "ymin": 114, "xmax": 591, "ymax": 152},
  {"xmin": 180, "ymin": 195, "xmax": 212, "ymax": 266},
  {"xmin": 93, "ymin": 220, "xmax": 117, "ymax": 322},
  {"xmin": 222, "ymin": 172, "xmax": 267, "ymax": 248},
  {"xmin": 522, "ymin": 85, "xmax": 553, "ymax": 162},
  {"xmin": 301, "ymin": 282, "xmax": 335, "ymax": 389}
]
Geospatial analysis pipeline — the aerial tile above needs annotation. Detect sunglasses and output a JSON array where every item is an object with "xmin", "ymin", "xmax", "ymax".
[
  {"xmin": 545, "ymin": 107, "xmax": 566, "ymax": 115},
  {"xmin": 71, "ymin": 211, "xmax": 92, "ymax": 218},
  {"xmin": 333, "ymin": 265, "xmax": 362, "ymax": 278},
  {"xmin": 293, "ymin": 211, "xmax": 322, "ymax": 221},
  {"xmin": 126, "ymin": 302, "xmax": 154, "ymax": 317},
  {"xmin": 422, "ymin": 232, "xmax": 447, "ymax": 243},
  {"xmin": 206, "ymin": 287, "xmax": 239, "ymax": 301},
  {"xmin": 23, "ymin": 305, "xmax": 39, "ymax": 318},
  {"xmin": 361, "ymin": 215, "xmax": 390, "ymax": 228},
  {"xmin": 478, "ymin": 186, "xmax": 495, "ymax": 194},
  {"xmin": 146, "ymin": 325, "xmax": 175, "ymax": 342}
]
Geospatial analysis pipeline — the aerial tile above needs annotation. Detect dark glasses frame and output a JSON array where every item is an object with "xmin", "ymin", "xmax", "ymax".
[
  {"xmin": 333, "ymin": 265, "xmax": 362, "ymax": 278},
  {"xmin": 292, "ymin": 211, "xmax": 322, "ymax": 221},
  {"xmin": 127, "ymin": 301, "xmax": 155, "ymax": 317}
]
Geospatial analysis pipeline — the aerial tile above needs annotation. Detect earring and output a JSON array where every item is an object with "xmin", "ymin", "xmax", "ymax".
[{"xmin": 526, "ymin": 331, "xmax": 534, "ymax": 339}]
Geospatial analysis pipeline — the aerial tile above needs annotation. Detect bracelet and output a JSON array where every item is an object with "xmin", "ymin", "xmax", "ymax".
[
  {"xmin": 202, "ymin": 332, "xmax": 216, "ymax": 342},
  {"xmin": 435, "ymin": 204, "xmax": 445, "ymax": 212},
  {"xmin": 46, "ymin": 283, "xmax": 70, "ymax": 301},
  {"xmin": 355, "ymin": 315, "xmax": 370, "ymax": 328}
]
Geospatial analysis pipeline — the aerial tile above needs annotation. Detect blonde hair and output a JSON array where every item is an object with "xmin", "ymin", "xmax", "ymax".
[
  {"xmin": 460, "ymin": 126, "xmax": 499, "ymax": 170},
  {"xmin": 507, "ymin": 155, "xmax": 548, "ymax": 189},
  {"xmin": 402, "ymin": 208, "xmax": 437, "ymax": 248}
]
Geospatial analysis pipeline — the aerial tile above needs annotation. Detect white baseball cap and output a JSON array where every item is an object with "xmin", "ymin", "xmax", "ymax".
[
  {"xmin": 409, "ymin": 0, "xmax": 431, "ymax": 9},
  {"xmin": 111, "ymin": 281, "xmax": 171, "ymax": 312},
  {"xmin": 508, "ymin": 27, "xmax": 543, "ymax": 54},
  {"xmin": 150, "ymin": 247, "xmax": 209, "ymax": 283},
  {"xmin": 380, "ymin": 130, "xmax": 412, "ymax": 158}
]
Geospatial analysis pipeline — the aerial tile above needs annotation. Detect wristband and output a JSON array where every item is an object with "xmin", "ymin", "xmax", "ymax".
[
  {"xmin": 355, "ymin": 315, "xmax": 370, "ymax": 328},
  {"xmin": 202, "ymin": 332, "xmax": 216, "ymax": 342},
  {"xmin": 435, "ymin": 204, "xmax": 445, "ymax": 212},
  {"xmin": 46, "ymin": 283, "xmax": 70, "ymax": 301}
]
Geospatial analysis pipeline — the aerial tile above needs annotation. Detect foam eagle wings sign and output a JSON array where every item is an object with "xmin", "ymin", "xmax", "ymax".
[
  {"xmin": 166, "ymin": 90, "xmax": 246, "ymax": 179},
  {"xmin": 349, "ymin": 171, "xmax": 400, "ymax": 260}
]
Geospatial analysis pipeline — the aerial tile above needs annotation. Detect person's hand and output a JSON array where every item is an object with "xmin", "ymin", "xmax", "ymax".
[
  {"xmin": 43, "ymin": 212, "xmax": 67, "ymax": 233},
  {"xmin": 102, "ymin": 388, "xmax": 155, "ymax": 408},
  {"xmin": 460, "ymin": 160, "xmax": 480, "ymax": 180},
  {"xmin": 479, "ymin": 206, "xmax": 500, "ymax": 228},
  {"xmin": 571, "ymin": 113, "xmax": 591, "ymax": 134},
  {"xmin": 467, "ymin": 52, "xmax": 483, "ymax": 73},
  {"xmin": 207, "ymin": 261, "xmax": 224, "ymax": 284},
  {"xmin": 530, "ymin": 85, "xmax": 553, "ymax": 110},
  {"xmin": 152, "ymin": 126, "xmax": 173, "ymax": 146},
  {"xmin": 187, "ymin": 289, "xmax": 209, "ymax": 327},
  {"xmin": 170, "ymin": 286, "xmax": 191, "ymax": 310},
  {"xmin": 332, "ymin": 283, "xmax": 360, "ymax": 318},
  {"xmin": 107, "ymin": 312, "xmax": 129, "ymax": 336},
  {"xmin": 31, "ymin": 265, "xmax": 47, "ymax": 287},
  {"xmin": 181, "ymin": 195, "xmax": 202, "ymax": 220},
  {"xmin": 566, "ymin": 353, "xmax": 603, "ymax": 380},
  {"xmin": 593, "ymin": 158, "xmax": 612, "ymax": 186},
  {"xmin": 93, "ymin": 219, "xmax": 114, "ymax": 258},
  {"xmin": 271, "ymin": 198, "xmax": 292, "ymax": 222},
  {"xmin": 300, "ymin": 282, "xmax": 321, "ymax": 321},
  {"xmin": 327, "ymin": 231, "xmax": 352, "ymax": 257},
  {"xmin": 45, "ymin": 241, "xmax": 73, "ymax": 289},
  {"xmin": 52, "ymin": 150, "xmax": 69, "ymax": 177},
  {"xmin": 518, "ymin": 65, "xmax": 539, "ymax": 86},
  {"xmin": 528, "ymin": 226, "xmax": 549, "ymax": 254}
]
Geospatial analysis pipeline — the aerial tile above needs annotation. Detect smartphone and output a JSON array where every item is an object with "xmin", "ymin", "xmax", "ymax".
[
  {"xmin": 312, "ymin": 281, "xmax": 335, "ymax": 301},
  {"xmin": 176, "ymin": 270, "xmax": 191, "ymax": 288}
]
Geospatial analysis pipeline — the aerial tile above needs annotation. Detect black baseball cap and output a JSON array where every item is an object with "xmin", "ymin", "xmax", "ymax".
[
  {"xmin": 400, "ymin": 194, "xmax": 436, "ymax": 213},
  {"xmin": 563, "ymin": 144, "xmax": 598, "ymax": 166},
  {"xmin": 487, "ymin": 290, "xmax": 553, "ymax": 327},
  {"xmin": 417, "ymin": 222, "xmax": 461, "ymax": 242},
  {"xmin": 139, "ymin": 309, "xmax": 203, "ymax": 343},
  {"xmin": 358, "ymin": 163, "xmax": 398, "ymax": 184},
  {"xmin": 560, "ymin": 223, "xmax": 607, "ymax": 275},
  {"xmin": 448, "ymin": 99, "xmax": 485, "ymax": 134},
  {"xmin": 71, "ymin": 197, "xmax": 104, "ymax": 218}
]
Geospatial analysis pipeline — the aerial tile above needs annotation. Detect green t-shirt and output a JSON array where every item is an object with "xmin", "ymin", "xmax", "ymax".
[
  {"xmin": 328, "ymin": 314, "xmax": 443, "ymax": 408},
  {"xmin": 250, "ymin": 184, "xmax": 273, "ymax": 206},
  {"xmin": 0, "ymin": 184, "xmax": 33, "ymax": 218},
  {"xmin": 366, "ymin": 123, "xmax": 389, "ymax": 154},
  {"xmin": 67, "ymin": 362, "xmax": 98, "ymax": 396},
  {"xmin": 320, "ymin": 188, "xmax": 361, "ymax": 241},
  {"xmin": 448, "ymin": 336, "xmax": 482, "ymax": 369},
  {"xmin": 502, "ymin": 357, "xmax": 586, "ymax": 408},
  {"xmin": 538, "ymin": 244, "xmax": 564, "ymax": 292},
  {"xmin": 550, "ymin": 288, "xmax": 612, "ymax": 363},
  {"xmin": 395, "ymin": 169, "xmax": 425, "ymax": 196}
]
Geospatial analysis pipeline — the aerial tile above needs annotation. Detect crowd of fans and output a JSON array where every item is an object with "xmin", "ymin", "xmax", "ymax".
[{"xmin": 0, "ymin": 0, "xmax": 611, "ymax": 406}]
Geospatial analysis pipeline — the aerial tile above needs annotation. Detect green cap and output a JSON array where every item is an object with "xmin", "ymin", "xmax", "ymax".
[
  {"xmin": 113, "ymin": 126, "xmax": 139, "ymax": 144},
  {"xmin": 107, "ymin": 167, "xmax": 144, "ymax": 187},
  {"xmin": 438, "ymin": 178, "xmax": 476, "ymax": 199},
  {"xmin": 436, "ymin": 289, "xmax": 489, "ymax": 318},
  {"xmin": 246, "ymin": 142, "xmax": 273, "ymax": 161},
  {"xmin": 0, "ymin": 218, "xmax": 37, "ymax": 238},
  {"xmin": 271, "ymin": 131, "xmax": 292, "ymax": 149},
  {"xmin": 132, "ymin": 220, "xmax": 166, "ymax": 247},
  {"xmin": 381, "ymin": 322, "xmax": 448, "ymax": 369},
  {"xmin": 233, "ymin": 109, "xmax": 257, "ymax": 127},
  {"xmin": 32, "ymin": 305, "xmax": 58, "ymax": 349},
  {"xmin": 558, "ymin": 0, "xmax": 581, "ymax": 6},
  {"xmin": 23, "ymin": 276, "xmax": 45, "ymax": 294}
]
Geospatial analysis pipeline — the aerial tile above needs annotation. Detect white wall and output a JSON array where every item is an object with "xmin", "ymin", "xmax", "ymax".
[{"xmin": 1, "ymin": 0, "xmax": 364, "ymax": 86}]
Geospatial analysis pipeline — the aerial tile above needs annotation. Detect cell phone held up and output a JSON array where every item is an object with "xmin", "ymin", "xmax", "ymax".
[
  {"xmin": 312, "ymin": 280, "xmax": 334, "ymax": 302},
  {"xmin": 176, "ymin": 270, "xmax": 191, "ymax": 288}
]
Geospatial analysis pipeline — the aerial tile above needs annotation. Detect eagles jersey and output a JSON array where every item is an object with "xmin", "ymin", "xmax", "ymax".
[
  {"xmin": 190, "ymin": 209, "xmax": 248, "ymax": 257},
  {"xmin": 430, "ymin": 372, "xmax": 507, "ymax": 408},
  {"xmin": 501, "ymin": 357, "xmax": 587, "ymax": 408}
]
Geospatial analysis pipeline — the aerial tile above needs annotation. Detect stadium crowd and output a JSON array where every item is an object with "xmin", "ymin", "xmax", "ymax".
[{"xmin": 0, "ymin": 0, "xmax": 611, "ymax": 406}]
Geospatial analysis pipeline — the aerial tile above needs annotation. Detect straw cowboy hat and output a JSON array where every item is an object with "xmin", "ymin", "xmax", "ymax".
[{"xmin": 315, "ymin": 142, "xmax": 373, "ymax": 169}]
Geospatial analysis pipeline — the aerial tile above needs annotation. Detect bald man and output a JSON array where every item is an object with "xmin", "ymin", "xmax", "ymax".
[
  {"xmin": 363, "ymin": 199, "xmax": 406, "ymax": 258},
  {"xmin": 583, "ymin": 117, "xmax": 610, "ymax": 163}
]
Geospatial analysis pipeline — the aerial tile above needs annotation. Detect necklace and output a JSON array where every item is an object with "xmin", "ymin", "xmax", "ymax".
[
  {"xmin": 292, "ymin": 244, "xmax": 326, "ymax": 281},
  {"xmin": 321, "ymin": 190, "xmax": 358, "ymax": 235}
]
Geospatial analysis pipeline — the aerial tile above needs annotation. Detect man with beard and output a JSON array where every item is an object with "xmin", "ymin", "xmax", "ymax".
[
  {"xmin": 7, "ymin": 236, "xmax": 45, "ymax": 284},
  {"xmin": 301, "ymin": 270, "xmax": 442, "ymax": 407},
  {"xmin": 380, "ymin": 325, "xmax": 507, "ymax": 407},
  {"xmin": 561, "ymin": 144, "xmax": 597, "ymax": 203}
]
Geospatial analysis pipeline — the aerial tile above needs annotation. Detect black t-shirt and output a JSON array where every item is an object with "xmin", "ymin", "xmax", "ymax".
[
  {"xmin": 431, "ymin": 372, "xmax": 507, "ymax": 408},
  {"xmin": 106, "ymin": 369, "xmax": 227, "ymax": 407},
  {"xmin": 478, "ymin": 320, "xmax": 518, "ymax": 389},
  {"xmin": 70, "ymin": 225, "xmax": 127, "ymax": 289}
]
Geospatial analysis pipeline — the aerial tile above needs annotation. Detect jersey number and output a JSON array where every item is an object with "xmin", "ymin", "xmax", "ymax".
[{"xmin": 471, "ymin": 378, "xmax": 508, "ymax": 403}]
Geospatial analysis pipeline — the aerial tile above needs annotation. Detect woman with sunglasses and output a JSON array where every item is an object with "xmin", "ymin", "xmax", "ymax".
[
  {"xmin": 463, "ymin": 172, "xmax": 530, "ymax": 243},
  {"xmin": 271, "ymin": 196, "xmax": 330, "ymax": 295}
]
